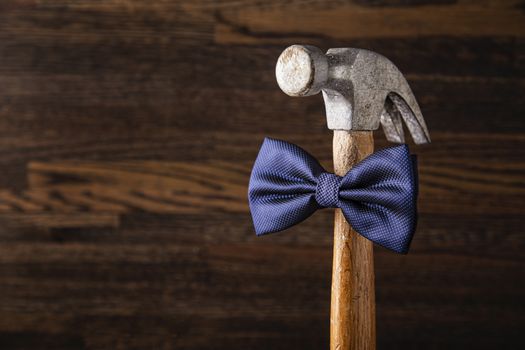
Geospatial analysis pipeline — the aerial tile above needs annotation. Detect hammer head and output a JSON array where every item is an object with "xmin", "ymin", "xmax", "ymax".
[{"xmin": 275, "ymin": 45, "xmax": 430, "ymax": 144}]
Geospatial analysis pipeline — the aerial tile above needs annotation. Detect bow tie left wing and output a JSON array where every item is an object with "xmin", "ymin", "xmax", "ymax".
[{"xmin": 248, "ymin": 138, "xmax": 325, "ymax": 235}]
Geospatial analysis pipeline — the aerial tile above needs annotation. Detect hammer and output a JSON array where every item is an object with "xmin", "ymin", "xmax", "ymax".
[{"xmin": 275, "ymin": 45, "xmax": 430, "ymax": 349}]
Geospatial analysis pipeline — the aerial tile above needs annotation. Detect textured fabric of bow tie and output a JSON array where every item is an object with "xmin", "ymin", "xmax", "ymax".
[{"xmin": 248, "ymin": 138, "xmax": 419, "ymax": 254}]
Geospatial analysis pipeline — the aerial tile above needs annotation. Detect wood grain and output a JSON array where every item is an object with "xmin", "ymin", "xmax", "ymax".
[
  {"xmin": 331, "ymin": 131, "xmax": 375, "ymax": 350},
  {"xmin": 214, "ymin": 0, "xmax": 525, "ymax": 43},
  {"xmin": 0, "ymin": 0, "xmax": 523, "ymax": 349}
]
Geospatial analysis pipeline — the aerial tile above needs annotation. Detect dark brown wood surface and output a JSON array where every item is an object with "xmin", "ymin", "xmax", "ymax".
[{"xmin": 0, "ymin": 0, "xmax": 524, "ymax": 349}]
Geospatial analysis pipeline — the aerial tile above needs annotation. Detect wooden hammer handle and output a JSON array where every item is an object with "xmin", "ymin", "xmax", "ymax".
[{"xmin": 330, "ymin": 130, "xmax": 376, "ymax": 350}]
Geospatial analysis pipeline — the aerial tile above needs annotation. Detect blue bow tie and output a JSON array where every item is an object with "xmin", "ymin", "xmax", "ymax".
[{"xmin": 248, "ymin": 138, "xmax": 419, "ymax": 254}]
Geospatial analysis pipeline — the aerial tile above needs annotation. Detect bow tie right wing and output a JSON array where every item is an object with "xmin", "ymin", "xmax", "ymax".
[
  {"xmin": 338, "ymin": 145, "xmax": 418, "ymax": 253},
  {"xmin": 248, "ymin": 138, "xmax": 325, "ymax": 235}
]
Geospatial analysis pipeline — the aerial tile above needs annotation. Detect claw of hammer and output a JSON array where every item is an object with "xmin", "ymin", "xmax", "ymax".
[{"xmin": 276, "ymin": 45, "xmax": 431, "ymax": 144}]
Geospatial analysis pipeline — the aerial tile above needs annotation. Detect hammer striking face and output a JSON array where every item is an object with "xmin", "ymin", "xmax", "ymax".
[{"xmin": 276, "ymin": 45, "xmax": 431, "ymax": 144}]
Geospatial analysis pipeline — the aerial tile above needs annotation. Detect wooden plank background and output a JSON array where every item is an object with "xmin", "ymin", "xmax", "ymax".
[{"xmin": 0, "ymin": 0, "xmax": 524, "ymax": 348}]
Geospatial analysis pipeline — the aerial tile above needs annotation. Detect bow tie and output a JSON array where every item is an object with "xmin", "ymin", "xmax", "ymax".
[{"xmin": 248, "ymin": 138, "xmax": 419, "ymax": 254}]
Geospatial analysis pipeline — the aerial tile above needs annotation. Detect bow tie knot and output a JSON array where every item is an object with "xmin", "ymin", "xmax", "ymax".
[
  {"xmin": 248, "ymin": 138, "xmax": 418, "ymax": 254},
  {"xmin": 315, "ymin": 172, "xmax": 342, "ymax": 208}
]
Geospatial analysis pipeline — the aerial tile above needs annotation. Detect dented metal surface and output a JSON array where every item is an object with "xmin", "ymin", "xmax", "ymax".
[{"xmin": 275, "ymin": 45, "xmax": 431, "ymax": 144}]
